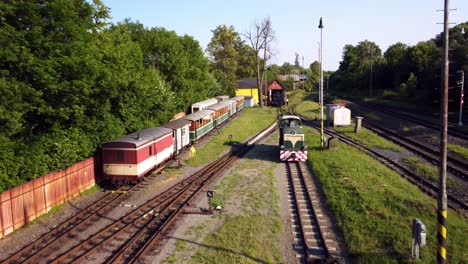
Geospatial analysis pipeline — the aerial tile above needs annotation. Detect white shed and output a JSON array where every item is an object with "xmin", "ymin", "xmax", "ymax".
[
  {"xmin": 330, "ymin": 106, "xmax": 351, "ymax": 127},
  {"xmin": 244, "ymin": 96, "xmax": 256, "ymax": 107}
]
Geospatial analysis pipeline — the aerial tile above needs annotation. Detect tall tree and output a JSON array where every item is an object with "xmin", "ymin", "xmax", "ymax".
[
  {"xmin": 125, "ymin": 22, "xmax": 217, "ymax": 111},
  {"xmin": 235, "ymin": 41, "xmax": 256, "ymax": 79},
  {"xmin": 384, "ymin": 42, "xmax": 410, "ymax": 88},
  {"xmin": 332, "ymin": 40, "xmax": 382, "ymax": 94},
  {"xmin": 206, "ymin": 25, "xmax": 241, "ymax": 95},
  {"xmin": 244, "ymin": 17, "xmax": 275, "ymax": 107},
  {"xmin": 0, "ymin": 0, "xmax": 113, "ymax": 187}
]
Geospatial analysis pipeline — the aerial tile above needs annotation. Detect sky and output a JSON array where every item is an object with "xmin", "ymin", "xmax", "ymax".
[{"xmin": 101, "ymin": 0, "xmax": 467, "ymax": 71}]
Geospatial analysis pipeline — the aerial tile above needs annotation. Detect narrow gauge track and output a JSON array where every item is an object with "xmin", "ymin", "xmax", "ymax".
[
  {"xmin": 363, "ymin": 121, "xmax": 468, "ymax": 181},
  {"xmin": 359, "ymin": 100, "xmax": 468, "ymax": 126},
  {"xmin": 296, "ymin": 115, "xmax": 467, "ymax": 214},
  {"xmin": 0, "ymin": 173, "xmax": 160, "ymax": 264},
  {"xmin": 286, "ymin": 162, "xmax": 342, "ymax": 263},
  {"xmin": 353, "ymin": 101, "xmax": 468, "ymax": 141},
  {"xmin": 14, "ymin": 122, "xmax": 276, "ymax": 264},
  {"xmin": 1, "ymin": 110, "xmax": 243, "ymax": 264}
]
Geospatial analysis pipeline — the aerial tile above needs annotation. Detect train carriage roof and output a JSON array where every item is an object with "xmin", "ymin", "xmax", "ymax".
[
  {"xmin": 139, "ymin": 126, "xmax": 172, "ymax": 137},
  {"xmin": 207, "ymin": 101, "xmax": 231, "ymax": 111},
  {"xmin": 215, "ymin": 95, "xmax": 229, "ymax": 100},
  {"xmin": 230, "ymin": 96, "xmax": 245, "ymax": 101},
  {"xmin": 183, "ymin": 109, "xmax": 214, "ymax": 121},
  {"xmin": 191, "ymin": 98, "xmax": 218, "ymax": 107},
  {"xmin": 281, "ymin": 115, "xmax": 301, "ymax": 120},
  {"xmin": 161, "ymin": 118, "xmax": 191, "ymax": 129},
  {"xmin": 104, "ymin": 126, "xmax": 172, "ymax": 148}
]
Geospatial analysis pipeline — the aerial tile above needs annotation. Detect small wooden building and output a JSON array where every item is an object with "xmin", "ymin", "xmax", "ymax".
[
  {"xmin": 267, "ymin": 80, "xmax": 286, "ymax": 106},
  {"xmin": 235, "ymin": 78, "xmax": 258, "ymax": 106}
]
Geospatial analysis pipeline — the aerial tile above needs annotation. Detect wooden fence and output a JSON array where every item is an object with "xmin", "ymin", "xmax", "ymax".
[{"xmin": 0, "ymin": 157, "xmax": 96, "ymax": 239}]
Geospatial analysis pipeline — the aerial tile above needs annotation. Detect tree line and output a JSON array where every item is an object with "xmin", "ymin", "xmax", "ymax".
[
  {"xmin": 0, "ymin": 0, "xmax": 246, "ymax": 191},
  {"xmin": 0, "ymin": 0, "xmax": 312, "ymax": 191},
  {"xmin": 330, "ymin": 22, "xmax": 467, "ymax": 105}
]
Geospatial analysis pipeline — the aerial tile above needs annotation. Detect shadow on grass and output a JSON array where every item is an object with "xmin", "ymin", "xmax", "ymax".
[
  {"xmin": 166, "ymin": 236, "xmax": 270, "ymax": 263},
  {"xmin": 223, "ymin": 141, "xmax": 240, "ymax": 146},
  {"xmin": 240, "ymin": 143, "xmax": 281, "ymax": 163}
]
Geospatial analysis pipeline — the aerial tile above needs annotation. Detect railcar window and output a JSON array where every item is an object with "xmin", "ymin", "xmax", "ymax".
[
  {"xmin": 116, "ymin": 151, "xmax": 124, "ymax": 161},
  {"xmin": 149, "ymin": 146, "xmax": 152, "ymax": 156}
]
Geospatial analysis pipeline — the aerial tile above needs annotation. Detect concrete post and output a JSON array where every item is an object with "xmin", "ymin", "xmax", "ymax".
[{"xmin": 354, "ymin": 116, "xmax": 363, "ymax": 133}]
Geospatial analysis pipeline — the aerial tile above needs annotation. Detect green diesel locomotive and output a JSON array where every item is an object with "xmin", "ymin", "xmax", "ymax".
[{"xmin": 279, "ymin": 115, "xmax": 308, "ymax": 161}]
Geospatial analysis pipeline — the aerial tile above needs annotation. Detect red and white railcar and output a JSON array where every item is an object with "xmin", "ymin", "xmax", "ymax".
[{"xmin": 102, "ymin": 127, "xmax": 173, "ymax": 183}]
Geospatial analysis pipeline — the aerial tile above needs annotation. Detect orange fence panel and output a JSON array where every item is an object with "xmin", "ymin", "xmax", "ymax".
[
  {"xmin": 22, "ymin": 181, "xmax": 36, "ymax": 222},
  {"xmin": 10, "ymin": 185, "xmax": 25, "ymax": 230},
  {"xmin": 0, "ymin": 204, "xmax": 2, "ymax": 239},
  {"xmin": 33, "ymin": 177, "xmax": 46, "ymax": 216},
  {"xmin": 0, "ymin": 157, "xmax": 96, "ymax": 239},
  {"xmin": 1, "ymin": 190, "xmax": 13, "ymax": 238}
]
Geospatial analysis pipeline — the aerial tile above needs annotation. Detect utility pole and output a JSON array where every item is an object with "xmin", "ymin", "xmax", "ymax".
[
  {"xmin": 368, "ymin": 45, "xmax": 373, "ymax": 98},
  {"xmin": 438, "ymin": 0, "xmax": 449, "ymax": 263},
  {"xmin": 457, "ymin": 70, "xmax": 464, "ymax": 126},
  {"xmin": 302, "ymin": 56, "xmax": 305, "ymax": 89},
  {"xmin": 318, "ymin": 42, "xmax": 321, "ymax": 103},
  {"xmin": 318, "ymin": 17, "xmax": 324, "ymax": 148},
  {"xmin": 370, "ymin": 53, "xmax": 373, "ymax": 98}
]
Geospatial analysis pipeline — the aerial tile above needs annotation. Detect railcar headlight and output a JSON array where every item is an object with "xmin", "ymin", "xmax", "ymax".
[
  {"xmin": 280, "ymin": 145, "xmax": 285, "ymax": 149},
  {"xmin": 303, "ymin": 145, "xmax": 308, "ymax": 150}
]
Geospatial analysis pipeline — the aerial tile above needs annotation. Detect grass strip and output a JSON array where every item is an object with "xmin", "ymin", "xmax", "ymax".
[
  {"xmin": 334, "ymin": 126, "xmax": 403, "ymax": 152},
  {"xmin": 448, "ymin": 144, "xmax": 468, "ymax": 159},
  {"xmin": 305, "ymin": 127, "xmax": 467, "ymax": 263},
  {"xmin": 186, "ymin": 107, "xmax": 278, "ymax": 166}
]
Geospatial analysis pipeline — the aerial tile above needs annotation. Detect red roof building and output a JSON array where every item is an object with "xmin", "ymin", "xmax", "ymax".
[{"xmin": 267, "ymin": 80, "xmax": 286, "ymax": 106}]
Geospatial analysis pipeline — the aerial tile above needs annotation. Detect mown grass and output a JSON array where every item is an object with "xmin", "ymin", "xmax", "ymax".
[
  {"xmin": 288, "ymin": 89, "xmax": 309, "ymax": 105},
  {"xmin": 186, "ymin": 107, "xmax": 278, "ymax": 167},
  {"xmin": 448, "ymin": 144, "xmax": 468, "ymax": 159},
  {"xmin": 334, "ymin": 126, "xmax": 403, "ymax": 152},
  {"xmin": 304, "ymin": 127, "xmax": 467, "ymax": 263},
  {"xmin": 295, "ymin": 100, "xmax": 320, "ymax": 120},
  {"xmin": 187, "ymin": 141, "xmax": 283, "ymax": 263},
  {"xmin": 403, "ymin": 156, "xmax": 465, "ymax": 194},
  {"xmin": 292, "ymin": 90, "xmax": 401, "ymax": 152}
]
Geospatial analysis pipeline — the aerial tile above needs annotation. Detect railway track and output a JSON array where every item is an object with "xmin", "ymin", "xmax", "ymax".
[
  {"xmin": 286, "ymin": 161, "xmax": 343, "ymax": 263},
  {"xmin": 353, "ymin": 101, "xmax": 468, "ymax": 142},
  {"xmin": 54, "ymin": 151, "xmax": 247, "ymax": 264},
  {"xmin": 2, "ymin": 121, "xmax": 277, "ymax": 264},
  {"xmin": 297, "ymin": 116, "xmax": 467, "ymax": 214},
  {"xmin": 0, "ymin": 174, "xmax": 159, "ymax": 264},
  {"xmin": 363, "ymin": 121, "xmax": 468, "ymax": 181}
]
